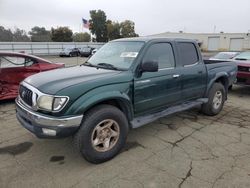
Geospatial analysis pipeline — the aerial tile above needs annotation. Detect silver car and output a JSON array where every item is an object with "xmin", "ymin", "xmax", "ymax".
[{"xmin": 209, "ymin": 52, "xmax": 240, "ymax": 61}]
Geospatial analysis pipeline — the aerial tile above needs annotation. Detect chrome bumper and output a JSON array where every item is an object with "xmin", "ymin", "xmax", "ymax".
[{"xmin": 16, "ymin": 98, "xmax": 83, "ymax": 128}]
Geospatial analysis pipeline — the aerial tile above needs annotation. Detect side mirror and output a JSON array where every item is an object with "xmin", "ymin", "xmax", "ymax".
[{"xmin": 141, "ymin": 61, "xmax": 158, "ymax": 72}]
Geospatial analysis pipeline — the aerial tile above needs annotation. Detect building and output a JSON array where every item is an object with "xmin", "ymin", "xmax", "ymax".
[{"xmin": 148, "ymin": 32, "xmax": 250, "ymax": 52}]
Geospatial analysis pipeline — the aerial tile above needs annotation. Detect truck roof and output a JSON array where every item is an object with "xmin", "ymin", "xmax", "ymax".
[{"xmin": 113, "ymin": 37, "xmax": 197, "ymax": 43}]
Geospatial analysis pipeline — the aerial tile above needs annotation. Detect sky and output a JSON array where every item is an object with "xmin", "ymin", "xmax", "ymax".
[{"xmin": 0, "ymin": 0, "xmax": 250, "ymax": 36}]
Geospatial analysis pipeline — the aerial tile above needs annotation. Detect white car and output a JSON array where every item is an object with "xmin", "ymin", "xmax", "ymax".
[
  {"xmin": 59, "ymin": 47, "xmax": 80, "ymax": 57},
  {"xmin": 209, "ymin": 52, "xmax": 240, "ymax": 61}
]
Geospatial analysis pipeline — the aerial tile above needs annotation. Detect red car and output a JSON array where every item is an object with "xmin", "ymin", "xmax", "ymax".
[
  {"xmin": 233, "ymin": 52, "xmax": 250, "ymax": 86},
  {"xmin": 236, "ymin": 62, "xmax": 250, "ymax": 85},
  {"xmin": 0, "ymin": 52, "xmax": 64, "ymax": 100}
]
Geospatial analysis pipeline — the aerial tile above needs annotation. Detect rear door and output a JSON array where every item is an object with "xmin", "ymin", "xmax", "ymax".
[
  {"xmin": 134, "ymin": 42, "xmax": 182, "ymax": 115},
  {"xmin": 176, "ymin": 42, "xmax": 207, "ymax": 101}
]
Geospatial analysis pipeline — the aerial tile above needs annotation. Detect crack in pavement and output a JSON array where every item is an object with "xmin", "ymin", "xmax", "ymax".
[
  {"xmin": 211, "ymin": 159, "xmax": 236, "ymax": 188},
  {"xmin": 178, "ymin": 161, "xmax": 193, "ymax": 188}
]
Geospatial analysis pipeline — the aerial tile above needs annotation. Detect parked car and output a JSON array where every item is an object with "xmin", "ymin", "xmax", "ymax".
[
  {"xmin": 16, "ymin": 38, "xmax": 237, "ymax": 163},
  {"xmin": 236, "ymin": 62, "xmax": 250, "ymax": 86},
  {"xmin": 79, "ymin": 47, "xmax": 95, "ymax": 57},
  {"xmin": 232, "ymin": 52, "xmax": 250, "ymax": 86},
  {"xmin": 0, "ymin": 52, "xmax": 64, "ymax": 100},
  {"xmin": 59, "ymin": 48, "xmax": 80, "ymax": 57},
  {"xmin": 209, "ymin": 52, "xmax": 240, "ymax": 61}
]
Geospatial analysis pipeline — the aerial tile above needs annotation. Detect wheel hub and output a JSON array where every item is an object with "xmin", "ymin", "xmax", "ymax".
[
  {"xmin": 91, "ymin": 119, "xmax": 120, "ymax": 152},
  {"xmin": 213, "ymin": 91, "xmax": 223, "ymax": 109}
]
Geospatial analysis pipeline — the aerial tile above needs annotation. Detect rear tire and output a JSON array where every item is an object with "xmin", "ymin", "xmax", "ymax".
[
  {"xmin": 201, "ymin": 83, "xmax": 226, "ymax": 116},
  {"xmin": 73, "ymin": 105, "xmax": 129, "ymax": 164}
]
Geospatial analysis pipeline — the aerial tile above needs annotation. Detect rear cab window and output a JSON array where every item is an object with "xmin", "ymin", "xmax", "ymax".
[{"xmin": 177, "ymin": 42, "xmax": 199, "ymax": 66}]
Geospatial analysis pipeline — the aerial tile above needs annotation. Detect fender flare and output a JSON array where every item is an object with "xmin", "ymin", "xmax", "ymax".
[
  {"xmin": 66, "ymin": 91, "xmax": 133, "ymax": 120},
  {"xmin": 205, "ymin": 72, "xmax": 229, "ymax": 97}
]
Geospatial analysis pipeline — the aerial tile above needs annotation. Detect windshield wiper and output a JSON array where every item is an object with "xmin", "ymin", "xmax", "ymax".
[
  {"xmin": 82, "ymin": 62, "xmax": 124, "ymax": 70},
  {"xmin": 81, "ymin": 61, "xmax": 96, "ymax": 67},
  {"xmin": 97, "ymin": 63, "xmax": 120, "ymax": 70}
]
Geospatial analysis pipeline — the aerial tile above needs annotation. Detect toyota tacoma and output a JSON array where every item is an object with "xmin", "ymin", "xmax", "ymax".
[{"xmin": 16, "ymin": 38, "xmax": 237, "ymax": 163}]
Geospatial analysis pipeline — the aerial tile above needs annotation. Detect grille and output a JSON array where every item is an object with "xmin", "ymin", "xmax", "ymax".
[
  {"xmin": 19, "ymin": 85, "xmax": 33, "ymax": 106},
  {"xmin": 238, "ymin": 66, "xmax": 249, "ymax": 72},
  {"xmin": 237, "ymin": 78, "xmax": 247, "ymax": 83}
]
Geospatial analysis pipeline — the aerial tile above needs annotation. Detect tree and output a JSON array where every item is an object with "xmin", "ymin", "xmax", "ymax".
[
  {"xmin": 73, "ymin": 32, "xmax": 91, "ymax": 42},
  {"xmin": 29, "ymin": 26, "xmax": 51, "ymax": 42},
  {"xmin": 89, "ymin": 10, "xmax": 108, "ymax": 42},
  {"xmin": 12, "ymin": 27, "xmax": 30, "ymax": 42},
  {"xmin": 106, "ymin": 20, "xmax": 121, "ymax": 41},
  {"xmin": 120, "ymin": 20, "xmax": 139, "ymax": 38},
  {"xmin": 51, "ymin": 27, "xmax": 73, "ymax": 42},
  {"xmin": 0, "ymin": 26, "xmax": 13, "ymax": 41}
]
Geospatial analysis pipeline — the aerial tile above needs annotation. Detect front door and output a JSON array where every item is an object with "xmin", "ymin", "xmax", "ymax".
[{"xmin": 134, "ymin": 42, "xmax": 182, "ymax": 115}]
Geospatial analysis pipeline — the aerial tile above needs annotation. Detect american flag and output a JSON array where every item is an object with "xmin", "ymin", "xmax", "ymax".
[{"xmin": 82, "ymin": 18, "xmax": 90, "ymax": 29}]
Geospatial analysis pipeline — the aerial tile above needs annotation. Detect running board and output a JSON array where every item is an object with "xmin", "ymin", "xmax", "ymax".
[{"xmin": 130, "ymin": 98, "xmax": 208, "ymax": 129}]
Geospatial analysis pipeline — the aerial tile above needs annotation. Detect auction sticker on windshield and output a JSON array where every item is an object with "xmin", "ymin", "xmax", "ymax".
[{"xmin": 120, "ymin": 52, "xmax": 138, "ymax": 58}]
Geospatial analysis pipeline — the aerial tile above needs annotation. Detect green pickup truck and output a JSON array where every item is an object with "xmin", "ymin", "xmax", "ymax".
[{"xmin": 16, "ymin": 37, "xmax": 237, "ymax": 163}]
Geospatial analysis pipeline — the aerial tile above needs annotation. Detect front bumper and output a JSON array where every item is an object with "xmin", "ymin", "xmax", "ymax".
[
  {"xmin": 236, "ymin": 71, "xmax": 250, "ymax": 85},
  {"xmin": 15, "ymin": 98, "xmax": 83, "ymax": 138}
]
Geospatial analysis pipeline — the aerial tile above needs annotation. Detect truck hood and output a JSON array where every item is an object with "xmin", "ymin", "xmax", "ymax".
[{"xmin": 24, "ymin": 66, "xmax": 123, "ymax": 94}]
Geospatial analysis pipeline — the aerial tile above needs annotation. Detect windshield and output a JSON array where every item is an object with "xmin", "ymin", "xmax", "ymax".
[
  {"xmin": 234, "ymin": 52, "xmax": 250, "ymax": 60},
  {"xmin": 212, "ymin": 52, "xmax": 238, "ymax": 60},
  {"xmin": 87, "ymin": 41, "xmax": 144, "ymax": 70}
]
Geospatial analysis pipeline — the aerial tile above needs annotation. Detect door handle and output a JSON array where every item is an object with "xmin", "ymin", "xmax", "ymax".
[
  {"xmin": 173, "ymin": 74, "xmax": 180, "ymax": 78},
  {"xmin": 198, "ymin": 71, "xmax": 203, "ymax": 74}
]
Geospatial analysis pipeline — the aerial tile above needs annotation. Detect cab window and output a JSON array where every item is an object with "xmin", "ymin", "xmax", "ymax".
[
  {"xmin": 177, "ymin": 42, "xmax": 199, "ymax": 66},
  {"xmin": 143, "ymin": 43, "xmax": 175, "ymax": 69}
]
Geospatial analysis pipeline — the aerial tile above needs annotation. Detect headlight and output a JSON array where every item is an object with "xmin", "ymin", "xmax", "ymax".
[
  {"xmin": 53, "ymin": 97, "xmax": 68, "ymax": 111},
  {"xmin": 37, "ymin": 96, "xmax": 68, "ymax": 111},
  {"xmin": 37, "ymin": 95, "xmax": 53, "ymax": 111}
]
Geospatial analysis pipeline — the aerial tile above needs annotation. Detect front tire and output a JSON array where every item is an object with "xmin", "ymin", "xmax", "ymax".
[
  {"xmin": 201, "ymin": 83, "xmax": 226, "ymax": 116},
  {"xmin": 73, "ymin": 105, "xmax": 129, "ymax": 164}
]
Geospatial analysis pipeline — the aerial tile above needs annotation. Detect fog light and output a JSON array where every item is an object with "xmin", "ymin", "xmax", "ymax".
[{"xmin": 42, "ymin": 128, "xmax": 56, "ymax": 136}]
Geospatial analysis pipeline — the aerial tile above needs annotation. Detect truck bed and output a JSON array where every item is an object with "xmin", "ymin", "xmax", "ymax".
[{"xmin": 204, "ymin": 60, "xmax": 237, "ymax": 90}]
